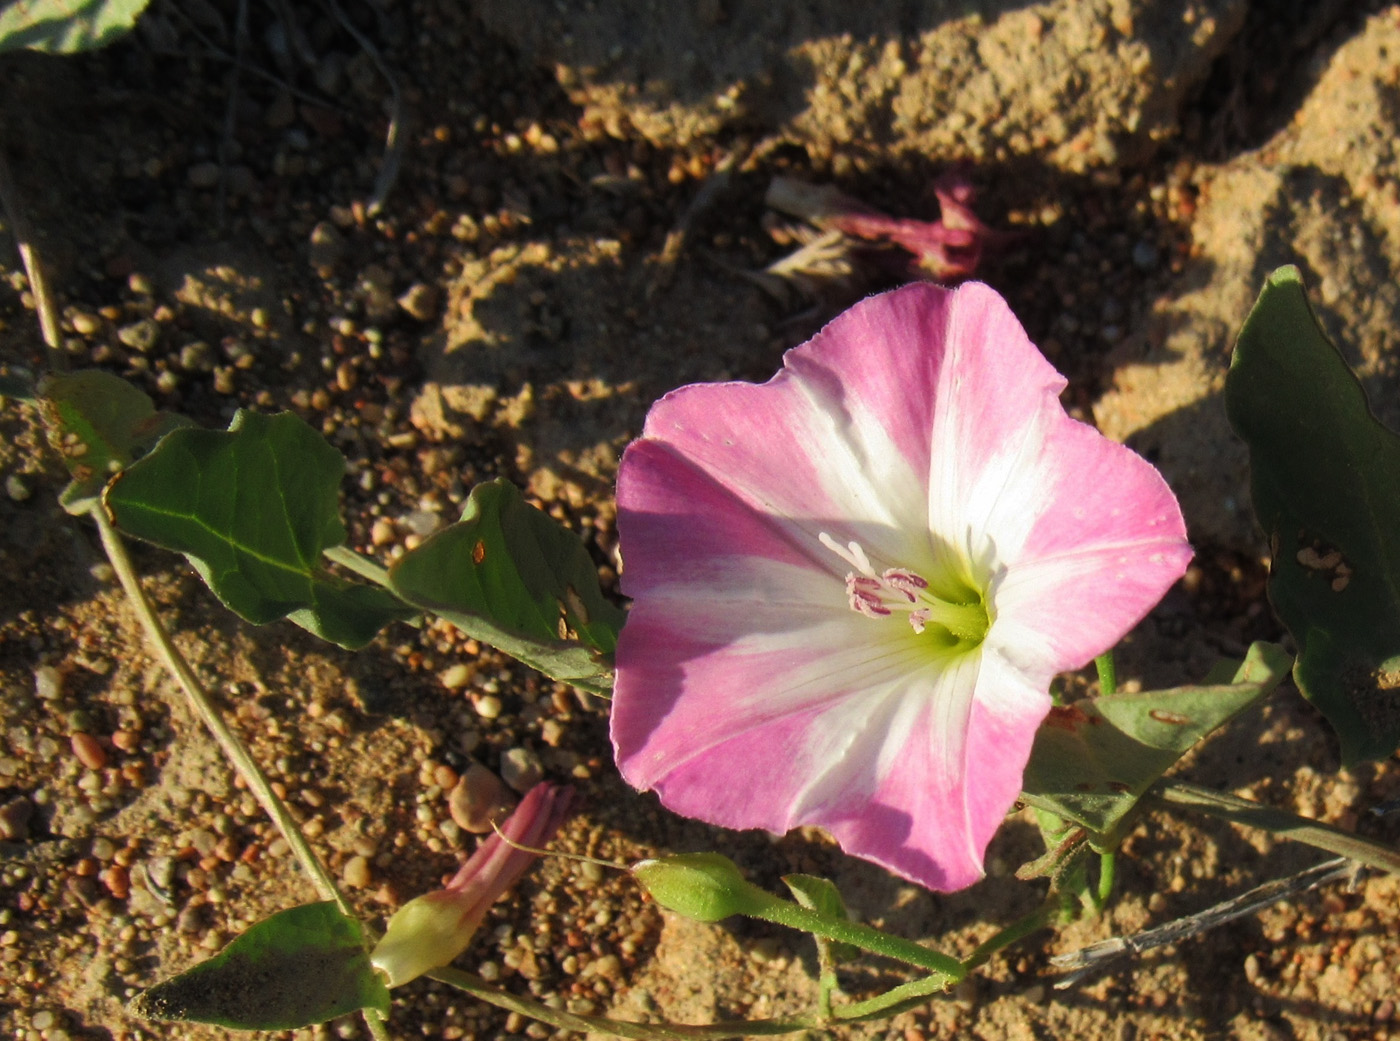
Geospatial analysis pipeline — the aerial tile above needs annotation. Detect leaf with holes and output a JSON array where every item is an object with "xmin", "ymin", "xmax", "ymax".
[
  {"xmin": 102, "ymin": 409, "xmax": 415, "ymax": 648},
  {"xmin": 389, "ymin": 479, "xmax": 624, "ymax": 694},
  {"xmin": 129, "ymin": 902, "xmax": 389, "ymax": 1030},
  {"xmin": 1021, "ymin": 642, "xmax": 1292, "ymax": 843},
  {"xmin": 37, "ymin": 370, "xmax": 190, "ymax": 513},
  {"xmin": 1227, "ymin": 265, "xmax": 1400, "ymax": 762},
  {"xmin": 0, "ymin": 0, "xmax": 152, "ymax": 52}
]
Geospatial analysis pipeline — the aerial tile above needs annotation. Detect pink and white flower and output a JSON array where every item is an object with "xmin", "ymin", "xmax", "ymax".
[{"xmin": 610, "ymin": 282, "xmax": 1191, "ymax": 892}]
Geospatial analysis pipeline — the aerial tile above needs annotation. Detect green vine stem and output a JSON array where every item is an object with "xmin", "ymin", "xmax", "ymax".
[
  {"xmin": 324, "ymin": 543, "xmax": 395, "ymax": 589},
  {"xmin": 748, "ymin": 899, "xmax": 964, "ymax": 980},
  {"xmin": 1150, "ymin": 779, "xmax": 1400, "ymax": 874},
  {"xmin": 431, "ymin": 893, "xmax": 1060, "ymax": 1039},
  {"xmin": 428, "ymin": 967, "xmax": 817, "ymax": 1039},
  {"xmin": 92, "ymin": 510, "xmax": 393, "ymax": 1041},
  {"xmin": 960, "ymin": 898, "xmax": 1060, "ymax": 974},
  {"xmin": 1094, "ymin": 650, "xmax": 1117, "ymax": 697}
]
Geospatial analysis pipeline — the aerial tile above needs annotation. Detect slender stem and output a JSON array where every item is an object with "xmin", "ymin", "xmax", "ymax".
[
  {"xmin": 1094, "ymin": 651, "xmax": 1117, "ymax": 697},
  {"xmin": 427, "ymin": 967, "xmax": 816, "ymax": 1039},
  {"xmin": 831, "ymin": 972, "xmax": 952, "ymax": 1021},
  {"xmin": 93, "ymin": 509, "xmax": 352, "ymax": 914},
  {"xmin": 960, "ymin": 899, "xmax": 1059, "ymax": 974},
  {"xmin": 1095, "ymin": 851, "xmax": 1117, "ymax": 909},
  {"xmin": 1150, "ymin": 779, "xmax": 1400, "ymax": 875},
  {"xmin": 324, "ymin": 544, "xmax": 394, "ymax": 589},
  {"xmin": 754, "ymin": 901, "xmax": 964, "ymax": 980},
  {"xmin": 0, "ymin": 148, "xmax": 65, "ymax": 370}
]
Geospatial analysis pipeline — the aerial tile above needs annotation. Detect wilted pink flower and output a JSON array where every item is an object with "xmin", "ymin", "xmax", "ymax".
[
  {"xmin": 765, "ymin": 171, "xmax": 1006, "ymax": 282},
  {"xmin": 370, "ymin": 782, "xmax": 573, "ymax": 986},
  {"xmin": 611, "ymin": 283, "xmax": 1191, "ymax": 892}
]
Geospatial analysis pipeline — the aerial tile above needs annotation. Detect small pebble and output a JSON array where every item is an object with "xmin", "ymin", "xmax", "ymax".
[
  {"xmin": 308, "ymin": 221, "xmax": 346, "ymax": 272},
  {"xmin": 474, "ymin": 695, "xmax": 503, "ymax": 720},
  {"xmin": 71, "ymin": 311, "xmax": 101, "ymax": 335},
  {"xmin": 34, "ymin": 666, "xmax": 63, "ymax": 700},
  {"xmin": 342, "ymin": 855, "xmax": 372, "ymax": 888},
  {"xmin": 439, "ymin": 663, "xmax": 472, "ymax": 690},
  {"xmin": 0, "ymin": 797, "xmax": 34, "ymax": 841},
  {"xmin": 5, "ymin": 474, "xmax": 31, "ymax": 502},
  {"xmin": 117, "ymin": 319, "xmax": 160, "ymax": 353},
  {"xmin": 499, "ymin": 746, "xmax": 543, "ymax": 793},
  {"xmin": 397, "ymin": 283, "xmax": 440, "ymax": 321},
  {"xmin": 448, "ymin": 763, "xmax": 512, "ymax": 833},
  {"xmin": 401, "ymin": 509, "xmax": 441, "ymax": 537},
  {"xmin": 179, "ymin": 341, "xmax": 214, "ymax": 372},
  {"xmin": 71, "ymin": 733, "xmax": 108, "ymax": 770}
]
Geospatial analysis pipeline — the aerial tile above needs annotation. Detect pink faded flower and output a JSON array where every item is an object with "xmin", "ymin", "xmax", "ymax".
[
  {"xmin": 370, "ymin": 782, "xmax": 573, "ymax": 986},
  {"xmin": 610, "ymin": 283, "xmax": 1191, "ymax": 892},
  {"xmin": 765, "ymin": 171, "xmax": 1009, "ymax": 283}
]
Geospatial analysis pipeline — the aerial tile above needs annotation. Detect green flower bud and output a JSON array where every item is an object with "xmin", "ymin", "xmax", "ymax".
[{"xmin": 631, "ymin": 853, "xmax": 781, "ymax": 922}]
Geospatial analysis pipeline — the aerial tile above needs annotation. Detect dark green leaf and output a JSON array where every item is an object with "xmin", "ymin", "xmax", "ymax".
[
  {"xmin": 1022, "ymin": 642, "xmax": 1292, "ymax": 841},
  {"xmin": 129, "ymin": 901, "xmax": 389, "ymax": 1030},
  {"xmin": 102, "ymin": 409, "xmax": 415, "ymax": 648},
  {"xmin": 37, "ymin": 370, "xmax": 189, "ymax": 513},
  {"xmin": 1226, "ymin": 265, "xmax": 1400, "ymax": 762},
  {"xmin": 782, "ymin": 874, "xmax": 859, "ymax": 963},
  {"xmin": 0, "ymin": 0, "xmax": 152, "ymax": 52},
  {"xmin": 389, "ymin": 479, "xmax": 624, "ymax": 694}
]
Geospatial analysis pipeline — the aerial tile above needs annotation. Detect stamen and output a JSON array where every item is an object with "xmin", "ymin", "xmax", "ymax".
[{"xmin": 820, "ymin": 534, "xmax": 988, "ymax": 643}]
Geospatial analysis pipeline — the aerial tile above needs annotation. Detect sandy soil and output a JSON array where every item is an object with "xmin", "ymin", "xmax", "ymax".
[{"xmin": 1, "ymin": 2, "xmax": 1398, "ymax": 1040}]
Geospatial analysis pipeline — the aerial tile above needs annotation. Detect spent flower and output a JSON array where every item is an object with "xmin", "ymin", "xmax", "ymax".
[
  {"xmin": 370, "ymin": 781, "xmax": 573, "ymax": 987},
  {"xmin": 611, "ymin": 282, "xmax": 1191, "ymax": 891}
]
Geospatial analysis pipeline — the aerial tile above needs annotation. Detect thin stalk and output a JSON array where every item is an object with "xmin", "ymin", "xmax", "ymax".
[
  {"xmin": 427, "ymin": 967, "xmax": 816, "ymax": 1039},
  {"xmin": 1150, "ymin": 779, "xmax": 1400, "ymax": 875},
  {"xmin": 0, "ymin": 148, "xmax": 65, "ymax": 370},
  {"xmin": 324, "ymin": 544, "xmax": 394, "ymax": 588},
  {"xmin": 1095, "ymin": 851, "xmax": 1117, "ymax": 909},
  {"xmin": 96, "ymin": 510, "xmax": 392, "ymax": 1038},
  {"xmin": 93, "ymin": 509, "xmax": 351, "ymax": 913},
  {"xmin": 1094, "ymin": 651, "xmax": 1117, "ymax": 697},
  {"xmin": 753, "ymin": 901, "xmax": 964, "ymax": 980},
  {"xmin": 831, "ymin": 972, "xmax": 951, "ymax": 1021},
  {"xmin": 960, "ymin": 899, "xmax": 1059, "ymax": 974}
]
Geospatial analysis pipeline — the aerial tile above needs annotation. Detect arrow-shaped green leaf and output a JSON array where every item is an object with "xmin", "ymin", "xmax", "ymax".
[
  {"xmin": 389, "ymin": 479, "xmax": 624, "ymax": 694},
  {"xmin": 1021, "ymin": 642, "xmax": 1292, "ymax": 842},
  {"xmin": 129, "ymin": 901, "xmax": 390, "ymax": 1030},
  {"xmin": 1226, "ymin": 265, "xmax": 1400, "ymax": 762},
  {"xmin": 38, "ymin": 370, "xmax": 190, "ymax": 514},
  {"xmin": 102, "ymin": 409, "xmax": 415, "ymax": 649}
]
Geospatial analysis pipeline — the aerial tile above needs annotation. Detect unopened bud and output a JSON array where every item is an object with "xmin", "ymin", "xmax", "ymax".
[
  {"xmin": 372, "ymin": 890, "xmax": 482, "ymax": 988},
  {"xmin": 631, "ymin": 853, "xmax": 779, "ymax": 922}
]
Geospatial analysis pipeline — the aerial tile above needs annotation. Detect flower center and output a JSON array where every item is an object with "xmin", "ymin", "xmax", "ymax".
[{"xmin": 819, "ymin": 533, "xmax": 988, "ymax": 645}]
